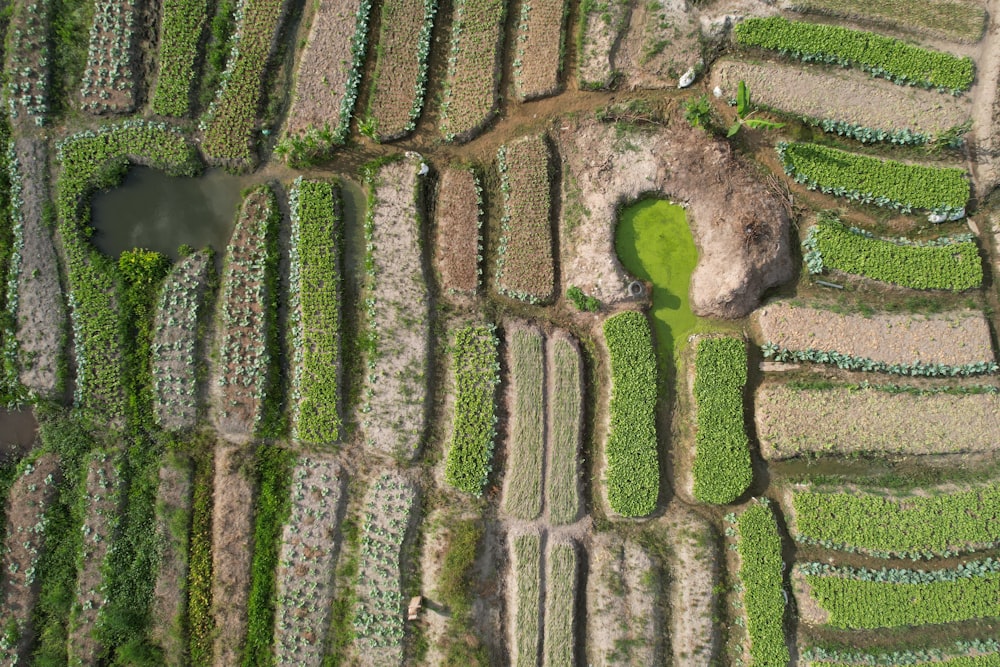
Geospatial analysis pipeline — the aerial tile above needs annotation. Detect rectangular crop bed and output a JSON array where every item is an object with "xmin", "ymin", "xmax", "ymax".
[
  {"xmin": 547, "ymin": 331, "xmax": 582, "ymax": 525},
  {"xmin": 80, "ymin": 0, "xmax": 139, "ymax": 113},
  {"xmin": 502, "ymin": 325, "xmax": 545, "ymax": 519},
  {"xmin": 543, "ymin": 540, "xmax": 578, "ymax": 666},
  {"xmin": 4, "ymin": 0, "xmax": 52, "ymax": 128},
  {"xmin": 735, "ymin": 501, "xmax": 789, "ymax": 666},
  {"xmin": 786, "ymin": 0, "xmax": 986, "ymax": 44},
  {"xmin": 509, "ymin": 530, "xmax": 542, "ymax": 667},
  {"xmin": 434, "ymin": 167, "xmax": 482, "ymax": 295},
  {"xmin": 513, "ymin": 0, "xmax": 567, "ymax": 100},
  {"xmin": 152, "ymin": 0, "xmax": 211, "ymax": 115}
]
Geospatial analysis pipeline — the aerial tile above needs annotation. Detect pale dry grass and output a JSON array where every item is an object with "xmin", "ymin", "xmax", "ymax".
[
  {"xmin": 547, "ymin": 332, "xmax": 582, "ymax": 525},
  {"xmin": 543, "ymin": 539, "xmax": 578, "ymax": 667},
  {"xmin": 509, "ymin": 529, "xmax": 542, "ymax": 667},
  {"xmin": 502, "ymin": 325, "xmax": 545, "ymax": 520}
]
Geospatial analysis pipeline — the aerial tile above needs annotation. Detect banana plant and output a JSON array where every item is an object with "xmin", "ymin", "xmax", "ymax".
[{"xmin": 727, "ymin": 80, "xmax": 785, "ymax": 137}]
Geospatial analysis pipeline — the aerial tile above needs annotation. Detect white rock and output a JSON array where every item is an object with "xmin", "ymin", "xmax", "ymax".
[
  {"xmin": 418, "ymin": 162, "xmax": 429, "ymax": 176},
  {"xmin": 678, "ymin": 67, "xmax": 697, "ymax": 88},
  {"xmin": 927, "ymin": 212, "xmax": 948, "ymax": 223},
  {"xmin": 713, "ymin": 86, "xmax": 723, "ymax": 98}
]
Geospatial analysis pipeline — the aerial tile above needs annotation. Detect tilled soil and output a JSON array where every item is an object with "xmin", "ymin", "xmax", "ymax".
[
  {"xmin": 433, "ymin": 167, "xmax": 480, "ymax": 295},
  {"xmin": 666, "ymin": 507, "xmax": 721, "ymax": 666},
  {"xmin": 615, "ymin": 0, "xmax": 702, "ymax": 89},
  {"xmin": 512, "ymin": 0, "xmax": 567, "ymax": 100}
]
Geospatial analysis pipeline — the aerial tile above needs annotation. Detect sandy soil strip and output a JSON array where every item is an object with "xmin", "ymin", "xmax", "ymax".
[
  {"xmin": 666, "ymin": 507, "xmax": 721, "ymax": 666},
  {"xmin": 13, "ymin": 138, "xmax": 63, "ymax": 398},
  {"xmin": 513, "ymin": 0, "xmax": 567, "ymax": 100},
  {"xmin": 211, "ymin": 443, "xmax": 255, "ymax": 667},
  {"xmin": 754, "ymin": 303, "xmax": 995, "ymax": 367},
  {"xmin": 0, "ymin": 453, "xmax": 60, "ymax": 663},
  {"xmin": 434, "ymin": 168, "xmax": 480, "ymax": 296},
  {"xmin": 712, "ymin": 58, "xmax": 972, "ymax": 140},
  {"xmin": 756, "ymin": 383, "xmax": 1000, "ymax": 459},
  {"xmin": 150, "ymin": 453, "xmax": 193, "ymax": 665}
]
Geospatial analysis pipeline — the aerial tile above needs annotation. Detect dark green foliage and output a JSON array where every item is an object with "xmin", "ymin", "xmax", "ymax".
[
  {"xmin": 152, "ymin": 0, "xmax": 210, "ymax": 115},
  {"xmin": 566, "ymin": 286, "xmax": 600, "ymax": 312},
  {"xmin": 736, "ymin": 502, "xmax": 789, "ymax": 666}
]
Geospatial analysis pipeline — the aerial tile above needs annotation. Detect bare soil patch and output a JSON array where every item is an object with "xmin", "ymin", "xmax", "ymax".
[
  {"xmin": 556, "ymin": 113, "xmax": 793, "ymax": 318},
  {"xmin": 665, "ymin": 506, "xmax": 721, "ymax": 666},
  {"xmin": 150, "ymin": 453, "xmax": 193, "ymax": 666},
  {"xmin": 615, "ymin": 0, "xmax": 702, "ymax": 89},
  {"xmin": 434, "ymin": 167, "xmax": 481, "ymax": 296},
  {"xmin": 791, "ymin": 567, "xmax": 830, "ymax": 626},
  {"xmin": 577, "ymin": 0, "xmax": 630, "ymax": 88}
]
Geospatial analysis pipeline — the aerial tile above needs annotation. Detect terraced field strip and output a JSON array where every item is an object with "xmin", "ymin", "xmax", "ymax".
[
  {"xmin": 496, "ymin": 135, "xmax": 555, "ymax": 303},
  {"xmin": 67, "ymin": 453, "xmax": 119, "ymax": 665},
  {"xmin": 434, "ymin": 167, "xmax": 482, "ymax": 295},
  {"xmin": 4, "ymin": 0, "xmax": 52, "ymax": 129},
  {"xmin": 513, "ymin": 0, "xmax": 568, "ymax": 100},
  {"xmin": 791, "ymin": 482, "xmax": 1000, "ymax": 558},
  {"xmin": 289, "ymin": 177, "xmax": 343, "ymax": 445},
  {"xmin": 0, "ymin": 453, "xmax": 60, "ymax": 663},
  {"xmin": 543, "ymin": 539, "xmax": 577, "ymax": 666},
  {"xmin": 201, "ymin": 0, "xmax": 289, "ymax": 169},
  {"xmin": 279, "ymin": 0, "xmax": 371, "ymax": 159},
  {"xmin": 211, "ymin": 443, "xmax": 255, "ymax": 666},
  {"xmin": 365, "ymin": 0, "xmax": 436, "ymax": 141},
  {"xmin": 804, "ymin": 216, "xmax": 983, "ymax": 291},
  {"xmin": 509, "ymin": 530, "xmax": 542, "ymax": 667},
  {"xmin": 756, "ymin": 383, "xmax": 1000, "ymax": 459},
  {"xmin": 735, "ymin": 501, "xmax": 789, "ymax": 666},
  {"xmin": 359, "ymin": 157, "xmax": 430, "ymax": 459},
  {"xmin": 802, "ymin": 641, "xmax": 1000, "ymax": 666},
  {"xmin": 755, "ymin": 302, "xmax": 995, "ymax": 370},
  {"xmin": 80, "ymin": 0, "xmax": 139, "ymax": 113},
  {"xmin": 352, "ymin": 472, "xmax": 417, "ymax": 663},
  {"xmin": 711, "ymin": 59, "xmax": 971, "ymax": 144},
  {"xmin": 546, "ymin": 331, "xmax": 581, "ymax": 525},
  {"xmin": 502, "ymin": 325, "xmax": 545, "ymax": 520},
  {"xmin": 439, "ymin": 0, "xmax": 505, "ymax": 142},
  {"xmin": 152, "ymin": 0, "xmax": 211, "ymax": 115},
  {"xmin": 788, "ymin": 0, "xmax": 986, "ymax": 44},
  {"xmin": 153, "ymin": 250, "xmax": 212, "ymax": 431},
  {"xmin": 273, "ymin": 456, "xmax": 346, "ymax": 665},
  {"xmin": 212, "ymin": 185, "xmax": 280, "ymax": 440},
  {"xmin": 576, "ymin": 0, "xmax": 627, "ymax": 89},
  {"xmin": 798, "ymin": 559, "xmax": 1000, "ymax": 628}
]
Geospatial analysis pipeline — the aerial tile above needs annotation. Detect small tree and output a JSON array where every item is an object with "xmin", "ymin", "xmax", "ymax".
[{"xmin": 727, "ymin": 80, "xmax": 784, "ymax": 137}]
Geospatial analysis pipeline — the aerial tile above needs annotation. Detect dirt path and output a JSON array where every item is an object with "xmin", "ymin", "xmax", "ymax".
[{"xmin": 968, "ymin": 0, "xmax": 1000, "ymax": 197}]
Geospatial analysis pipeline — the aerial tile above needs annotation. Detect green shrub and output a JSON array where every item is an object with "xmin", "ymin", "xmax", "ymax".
[
  {"xmin": 566, "ymin": 286, "xmax": 600, "ymax": 312},
  {"xmin": 736, "ymin": 501, "xmax": 789, "ymax": 666}
]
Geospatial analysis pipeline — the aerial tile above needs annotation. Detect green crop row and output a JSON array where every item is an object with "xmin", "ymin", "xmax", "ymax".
[
  {"xmin": 56, "ymin": 121, "xmax": 201, "ymax": 422},
  {"xmin": 777, "ymin": 142, "xmax": 970, "ymax": 215},
  {"xmin": 803, "ymin": 639, "xmax": 1000, "ymax": 666},
  {"xmin": 692, "ymin": 337, "xmax": 753, "ymax": 504},
  {"xmin": 792, "ymin": 483, "xmax": 1000, "ymax": 559},
  {"xmin": 736, "ymin": 501, "xmax": 789, "ymax": 666},
  {"xmin": 152, "ymin": 0, "xmax": 210, "ymax": 116},
  {"xmin": 289, "ymin": 177, "xmax": 343, "ymax": 445},
  {"xmin": 5, "ymin": 0, "xmax": 52, "ymax": 126},
  {"xmin": 1, "ymin": 137, "xmax": 28, "ymax": 407},
  {"xmin": 803, "ymin": 215, "xmax": 982, "ymax": 290},
  {"xmin": 444, "ymin": 324, "xmax": 500, "ymax": 496},
  {"xmin": 201, "ymin": 0, "xmax": 288, "ymax": 170},
  {"xmin": 187, "ymin": 447, "xmax": 215, "ymax": 665},
  {"xmin": 801, "ymin": 559, "xmax": 1000, "ymax": 628},
  {"xmin": 734, "ymin": 16, "xmax": 975, "ymax": 93},
  {"xmin": 762, "ymin": 343, "xmax": 998, "ymax": 378},
  {"xmin": 79, "ymin": 0, "xmax": 138, "ymax": 113},
  {"xmin": 603, "ymin": 311, "xmax": 658, "ymax": 517}
]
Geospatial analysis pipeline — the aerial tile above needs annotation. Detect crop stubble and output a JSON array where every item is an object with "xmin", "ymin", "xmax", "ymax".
[
  {"xmin": 502, "ymin": 325, "xmax": 545, "ymax": 520},
  {"xmin": 543, "ymin": 539, "xmax": 578, "ymax": 666},
  {"xmin": 547, "ymin": 332, "xmax": 581, "ymax": 525},
  {"xmin": 509, "ymin": 529, "xmax": 542, "ymax": 667},
  {"xmin": 434, "ymin": 168, "xmax": 481, "ymax": 294}
]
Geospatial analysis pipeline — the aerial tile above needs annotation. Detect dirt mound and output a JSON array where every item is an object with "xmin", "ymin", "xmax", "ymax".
[{"xmin": 557, "ymin": 114, "xmax": 793, "ymax": 319}]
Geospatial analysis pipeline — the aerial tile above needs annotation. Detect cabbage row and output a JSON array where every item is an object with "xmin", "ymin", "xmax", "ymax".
[
  {"xmin": 444, "ymin": 323, "xmax": 500, "ymax": 496},
  {"xmin": 736, "ymin": 501, "xmax": 790, "ymax": 666},
  {"xmin": 289, "ymin": 178, "xmax": 343, "ymax": 445},
  {"xmin": 152, "ymin": 0, "xmax": 210, "ymax": 116},
  {"xmin": 692, "ymin": 337, "xmax": 753, "ymax": 504},
  {"xmin": 778, "ymin": 142, "xmax": 970, "ymax": 215},
  {"xmin": 735, "ymin": 17, "xmax": 975, "ymax": 93},
  {"xmin": 80, "ymin": 0, "xmax": 139, "ymax": 113},
  {"xmin": 792, "ymin": 483, "xmax": 1000, "ymax": 559},
  {"xmin": 5, "ymin": 0, "xmax": 52, "ymax": 127},
  {"xmin": 803, "ymin": 216, "xmax": 982, "ymax": 291},
  {"xmin": 603, "ymin": 311, "xmax": 658, "ymax": 517},
  {"xmin": 762, "ymin": 344, "xmax": 998, "ymax": 377}
]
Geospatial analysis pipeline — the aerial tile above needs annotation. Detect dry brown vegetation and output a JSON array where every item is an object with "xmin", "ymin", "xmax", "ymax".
[
  {"xmin": 434, "ymin": 168, "xmax": 481, "ymax": 295},
  {"xmin": 512, "ymin": 0, "xmax": 567, "ymax": 100}
]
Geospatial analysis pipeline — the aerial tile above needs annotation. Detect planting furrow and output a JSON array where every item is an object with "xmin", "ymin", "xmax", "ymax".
[
  {"xmin": 211, "ymin": 442, "xmax": 255, "ymax": 666},
  {"xmin": 359, "ymin": 157, "xmax": 430, "ymax": 459},
  {"xmin": 509, "ymin": 529, "xmax": 542, "ymax": 667},
  {"xmin": 576, "ymin": 0, "xmax": 628, "ymax": 89},
  {"xmin": 289, "ymin": 178, "xmax": 343, "ymax": 446},
  {"xmin": 667, "ymin": 508, "xmax": 720, "ymax": 666},
  {"xmin": 10, "ymin": 138, "xmax": 63, "ymax": 399},
  {"xmin": 201, "ymin": 0, "xmax": 290, "ymax": 170},
  {"xmin": 787, "ymin": 0, "xmax": 985, "ymax": 43},
  {"xmin": 153, "ymin": 250, "xmax": 212, "ymax": 431},
  {"xmin": 501, "ymin": 325, "xmax": 545, "ymax": 520},
  {"xmin": 80, "ymin": 0, "xmax": 139, "ymax": 113},
  {"xmin": 211, "ymin": 185, "xmax": 281, "ymax": 441},
  {"xmin": 543, "ymin": 540, "xmax": 577, "ymax": 667},
  {"xmin": 434, "ymin": 167, "xmax": 482, "ymax": 296},
  {"xmin": 365, "ymin": 0, "xmax": 436, "ymax": 141},
  {"xmin": 67, "ymin": 453, "xmax": 119, "ymax": 665},
  {"xmin": 734, "ymin": 500, "xmax": 789, "ymax": 666},
  {"xmin": 0, "ymin": 453, "xmax": 60, "ymax": 663},
  {"xmin": 278, "ymin": 0, "xmax": 371, "ymax": 161},
  {"xmin": 152, "ymin": 0, "xmax": 211, "ymax": 115},
  {"xmin": 495, "ymin": 135, "xmax": 555, "ymax": 303},
  {"xmin": 546, "ymin": 331, "xmax": 581, "ymax": 526},
  {"xmin": 4, "ymin": 0, "xmax": 52, "ymax": 129},
  {"xmin": 352, "ymin": 472, "xmax": 417, "ymax": 662},
  {"xmin": 512, "ymin": 0, "xmax": 567, "ymax": 100},
  {"xmin": 755, "ymin": 383, "xmax": 1000, "ymax": 459},
  {"xmin": 273, "ymin": 456, "xmax": 346, "ymax": 666},
  {"xmin": 439, "ymin": 0, "xmax": 505, "ymax": 142}
]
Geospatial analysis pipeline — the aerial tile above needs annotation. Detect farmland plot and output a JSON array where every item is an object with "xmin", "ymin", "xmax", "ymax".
[
  {"xmin": 754, "ymin": 303, "xmax": 995, "ymax": 370},
  {"xmin": 0, "ymin": 453, "xmax": 59, "ymax": 663},
  {"xmin": 509, "ymin": 530, "xmax": 542, "ymax": 667},
  {"xmin": 80, "ymin": 0, "xmax": 138, "ymax": 113},
  {"xmin": 279, "ymin": 0, "xmax": 371, "ymax": 159},
  {"xmin": 512, "ymin": 0, "xmax": 567, "ymax": 100},
  {"xmin": 502, "ymin": 325, "xmax": 545, "ymax": 520},
  {"xmin": 365, "ymin": 0, "xmax": 436, "ymax": 141},
  {"xmin": 352, "ymin": 472, "xmax": 417, "ymax": 662},
  {"xmin": 68, "ymin": 453, "xmax": 119, "ymax": 665},
  {"xmin": 576, "ymin": 0, "xmax": 629, "ymax": 89},
  {"xmin": 439, "ymin": 0, "xmax": 505, "ymax": 142},
  {"xmin": 787, "ymin": 0, "xmax": 986, "ymax": 43},
  {"xmin": 4, "ymin": 0, "xmax": 52, "ymax": 129},
  {"xmin": 273, "ymin": 456, "xmax": 346, "ymax": 666},
  {"xmin": 434, "ymin": 168, "xmax": 482, "ymax": 295},
  {"xmin": 211, "ymin": 185, "xmax": 280, "ymax": 441},
  {"xmin": 152, "ymin": 250, "xmax": 212, "ymax": 431},
  {"xmin": 614, "ymin": 0, "xmax": 701, "ymax": 89},
  {"xmin": 755, "ymin": 383, "xmax": 1000, "ymax": 459},
  {"xmin": 496, "ymin": 135, "xmax": 555, "ymax": 303},
  {"xmin": 711, "ymin": 59, "xmax": 971, "ymax": 144},
  {"xmin": 735, "ymin": 501, "xmax": 789, "ymax": 666},
  {"xmin": 152, "ymin": 0, "xmax": 211, "ymax": 115},
  {"xmin": 543, "ymin": 540, "xmax": 577, "ymax": 667},
  {"xmin": 667, "ymin": 508, "xmax": 720, "ymax": 666},
  {"xmin": 359, "ymin": 157, "xmax": 430, "ymax": 459},
  {"xmin": 547, "ymin": 331, "xmax": 582, "ymax": 526}
]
